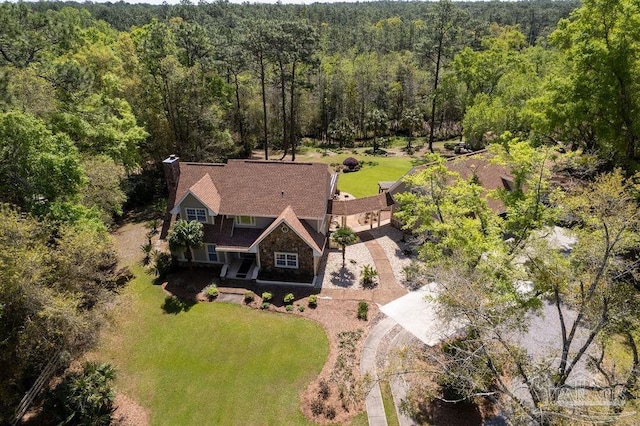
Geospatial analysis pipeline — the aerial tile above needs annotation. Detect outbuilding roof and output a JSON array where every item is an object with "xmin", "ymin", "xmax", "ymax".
[
  {"xmin": 388, "ymin": 151, "xmax": 511, "ymax": 214},
  {"xmin": 328, "ymin": 192, "xmax": 395, "ymax": 216}
]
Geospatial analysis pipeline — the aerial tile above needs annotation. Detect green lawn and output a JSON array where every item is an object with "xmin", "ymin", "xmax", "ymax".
[
  {"xmin": 96, "ymin": 268, "xmax": 329, "ymax": 425},
  {"xmin": 304, "ymin": 153, "xmax": 423, "ymax": 198},
  {"xmin": 380, "ymin": 381, "xmax": 400, "ymax": 426}
]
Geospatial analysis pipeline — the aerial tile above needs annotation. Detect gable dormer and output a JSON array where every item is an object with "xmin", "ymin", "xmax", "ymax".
[{"xmin": 170, "ymin": 174, "xmax": 220, "ymax": 223}]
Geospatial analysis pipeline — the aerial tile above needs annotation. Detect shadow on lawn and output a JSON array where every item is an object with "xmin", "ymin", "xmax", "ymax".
[{"xmin": 161, "ymin": 295, "xmax": 196, "ymax": 314}]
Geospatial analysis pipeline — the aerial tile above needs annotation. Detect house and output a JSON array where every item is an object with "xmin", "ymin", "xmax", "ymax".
[{"xmin": 163, "ymin": 156, "xmax": 337, "ymax": 284}]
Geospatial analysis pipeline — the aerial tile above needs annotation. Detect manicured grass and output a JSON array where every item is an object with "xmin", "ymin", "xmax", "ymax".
[
  {"xmin": 303, "ymin": 152, "xmax": 424, "ymax": 198},
  {"xmin": 380, "ymin": 381, "xmax": 400, "ymax": 426},
  {"xmin": 96, "ymin": 267, "xmax": 328, "ymax": 425}
]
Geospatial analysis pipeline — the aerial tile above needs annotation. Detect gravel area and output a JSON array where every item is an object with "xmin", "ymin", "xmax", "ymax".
[
  {"xmin": 317, "ymin": 242, "xmax": 375, "ymax": 289},
  {"xmin": 368, "ymin": 225, "xmax": 414, "ymax": 285}
]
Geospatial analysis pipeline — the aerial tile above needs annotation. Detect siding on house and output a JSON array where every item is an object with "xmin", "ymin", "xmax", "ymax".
[
  {"xmin": 232, "ymin": 215, "xmax": 272, "ymax": 228},
  {"xmin": 180, "ymin": 193, "xmax": 212, "ymax": 224},
  {"xmin": 189, "ymin": 245, "xmax": 225, "ymax": 264}
]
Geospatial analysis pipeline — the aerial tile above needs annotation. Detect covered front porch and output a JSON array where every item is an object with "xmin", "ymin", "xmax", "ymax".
[{"xmin": 220, "ymin": 251, "xmax": 259, "ymax": 280}]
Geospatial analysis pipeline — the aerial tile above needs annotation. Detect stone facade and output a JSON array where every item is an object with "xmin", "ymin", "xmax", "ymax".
[{"xmin": 259, "ymin": 225, "xmax": 316, "ymax": 275}]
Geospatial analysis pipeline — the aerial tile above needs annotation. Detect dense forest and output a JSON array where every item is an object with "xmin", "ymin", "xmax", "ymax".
[{"xmin": 2, "ymin": 0, "xmax": 640, "ymax": 422}]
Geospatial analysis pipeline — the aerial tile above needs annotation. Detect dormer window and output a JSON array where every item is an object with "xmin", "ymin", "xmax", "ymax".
[
  {"xmin": 186, "ymin": 208, "xmax": 207, "ymax": 223},
  {"xmin": 235, "ymin": 215, "xmax": 255, "ymax": 226}
]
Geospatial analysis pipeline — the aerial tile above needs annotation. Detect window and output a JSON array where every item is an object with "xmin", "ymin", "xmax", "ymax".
[
  {"xmin": 235, "ymin": 215, "xmax": 255, "ymax": 226},
  {"xmin": 275, "ymin": 252, "xmax": 298, "ymax": 269},
  {"xmin": 207, "ymin": 244, "xmax": 218, "ymax": 262},
  {"xmin": 186, "ymin": 208, "xmax": 207, "ymax": 223}
]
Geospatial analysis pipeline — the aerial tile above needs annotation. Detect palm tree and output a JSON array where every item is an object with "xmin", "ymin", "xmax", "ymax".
[
  {"xmin": 331, "ymin": 226, "xmax": 357, "ymax": 267},
  {"xmin": 168, "ymin": 219, "xmax": 204, "ymax": 270}
]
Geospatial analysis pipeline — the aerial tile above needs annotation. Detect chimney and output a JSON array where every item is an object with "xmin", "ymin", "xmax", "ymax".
[
  {"xmin": 163, "ymin": 155, "xmax": 180, "ymax": 193},
  {"xmin": 160, "ymin": 155, "xmax": 180, "ymax": 240}
]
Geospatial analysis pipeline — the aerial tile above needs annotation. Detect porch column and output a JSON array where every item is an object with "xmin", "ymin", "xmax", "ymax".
[
  {"xmin": 370, "ymin": 211, "xmax": 373, "ymax": 230},
  {"xmin": 377, "ymin": 210, "xmax": 381, "ymax": 227}
]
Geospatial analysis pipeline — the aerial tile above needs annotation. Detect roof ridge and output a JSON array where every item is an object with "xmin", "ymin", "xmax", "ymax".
[
  {"xmin": 183, "ymin": 162, "xmax": 226, "ymax": 167},
  {"xmin": 232, "ymin": 160, "xmax": 319, "ymax": 166}
]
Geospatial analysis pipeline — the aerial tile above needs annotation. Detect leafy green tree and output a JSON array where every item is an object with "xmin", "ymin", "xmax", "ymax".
[
  {"xmin": 400, "ymin": 107, "xmax": 423, "ymax": 150},
  {"xmin": 0, "ymin": 111, "xmax": 85, "ymax": 211},
  {"xmin": 489, "ymin": 136, "xmax": 556, "ymax": 246},
  {"xmin": 395, "ymin": 153, "xmax": 501, "ymax": 268},
  {"xmin": 268, "ymin": 20, "xmax": 318, "ymax": 160},
  {"xmin": 331, "ymin": 226, "xmax": 357, "ymax": 267},
  {"xmin": 395, "ymin": 155, "xmax": 640, "ymax": 422},
  {"xmin": 133, "ymin": 18, "xmax": 234, "ymax": 163},
  {"xmin": 241, "ymin": 19, "xmax": 277, "ymax": 160},
  {"xmin": 78, "ymin": 155, "xmax": 127, "ymax": 227},
  {"xmin": 168, "ymin": 219, "xmax": 204, "ymax": 269},
  {"xmin": 0, "ymin": 206, "xmax": 119, "ymax": 422},
  {"xmin": 0, "ymin": 4, "xmax": 83, "ymax": 68},
  {"xmin": 365, "ymin": 108, "xmax": 388, "ymax": 153},
  {"xmin": 420, "ymin": 0, "xmax": 465, "ymax": 153},
  {"xmin": 328, "ymin": 117, "xmax": 356, "ymax": 148},
  {"xmin": 547, "ymin": 0, "xmax": 640, "ymax": 162},
  {"xmin": 45, "ymin": 362, "xmax": 116, "ymax": 426},
  {"xmin": 453, "ymin": 25, "xmax": 527, "ymax": 99},
  {"xmin": 50, "ymin": 91, "xmax": 147, "ymax": 171}
]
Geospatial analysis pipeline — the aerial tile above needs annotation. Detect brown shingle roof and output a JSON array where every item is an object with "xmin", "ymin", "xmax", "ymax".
[
  {"xmin": 172, "ymin": 160, "xmax": 334, "ymax": 220},
  {"xmin": 202, "ymin": 217, "xmax": 264, "ymax": 250},
  {"xmin": 328, "ymin": 192, "xmax": 395, "ymax": 216},
  {"xmin": 189, "ymin": 174, "xmax": 221, "ymax": 213},
  {"xmin": 251, "ymin": 206, "xmax": 326, "ymax": 254},
  {"xmin": 389, "ymin": 151, "xmax": 511, "ymax": 214}
]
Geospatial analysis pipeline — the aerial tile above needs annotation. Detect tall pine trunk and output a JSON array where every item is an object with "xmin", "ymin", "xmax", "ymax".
[
  {"xmin": 279, "ymin": 60, "xmax": 288, "ymax": 160},
  {"xmin": 290, "ymin": 61, "xmax": 297, "ymax": 161},
  {"xmin": 428, "ymin": 33, "xmax": 443, "ymax": 154},
  {"xmin": 259, "ymin": 54, "xmax": 269, "ymax": 160}
]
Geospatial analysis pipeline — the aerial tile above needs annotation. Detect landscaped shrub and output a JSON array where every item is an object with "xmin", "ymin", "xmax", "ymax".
[
  {"xmin": 444, "ymin": 142, "xmax": 458, "ymax": 151},
  {"xmin": 203, "ymin": 284, "xmax": 218, "ymax": 300},
  {"xmin": 151, "ymin": 251, "xmax": 173, "ymax": 279},
  {"xmin": 324, "ymin": 405, "xmax": 336, "ymax": 420},
  {"xmin": 298, "ymin": 305, "xmax": 305, "ymax": 312},
  {"xmin": 357, "ymin": 301, "xmax": 369, "ymax": 320},
  {"xmin": 310, "ymin": 397, "xmax": 325, "ymax": 416},
  {"xmin": 318, "ymin": 379, "xmax": 330, "ymax": 400},
  {"xmin": 342, "ymin": 156, "xmax": 359, "ymax": 171},
  {"xmin": 261, "ymin": 302, "xmax": 270, "ymax": 310},
  {"xmin": 44, "ymin": 362, "xmax": 116, "ymax": 426},
  {"xmin": 360, "ymin": 264, "xmax": 378, "ymax": 288},
  {"xmin": 308, "ymin": 294, "xmax": 318, "ymax": 308},
  {"xmin": 283, "ymin": 292, "xmax": 295, "ymax": 303},
  {"xmin": 244, "ymin": 291, "xmax": 255, "ymax": 304},
  {"xmin": 140, "ymin": 242, "xmax": 152, "ymax": 266},
  {"xmin": 285, "ymin": 304, "xmax": 294, "ymax": 312},
  {"xmin": 262, "ymin": 291, "xmax": 273, "ymax": 302},
  {"xmin": 332, "ymin": 330, "xmax": 364, "ymax": 411},
  {"xmin": 364, "ymin": 148, "xmax": 388, "ymax": 156}
]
